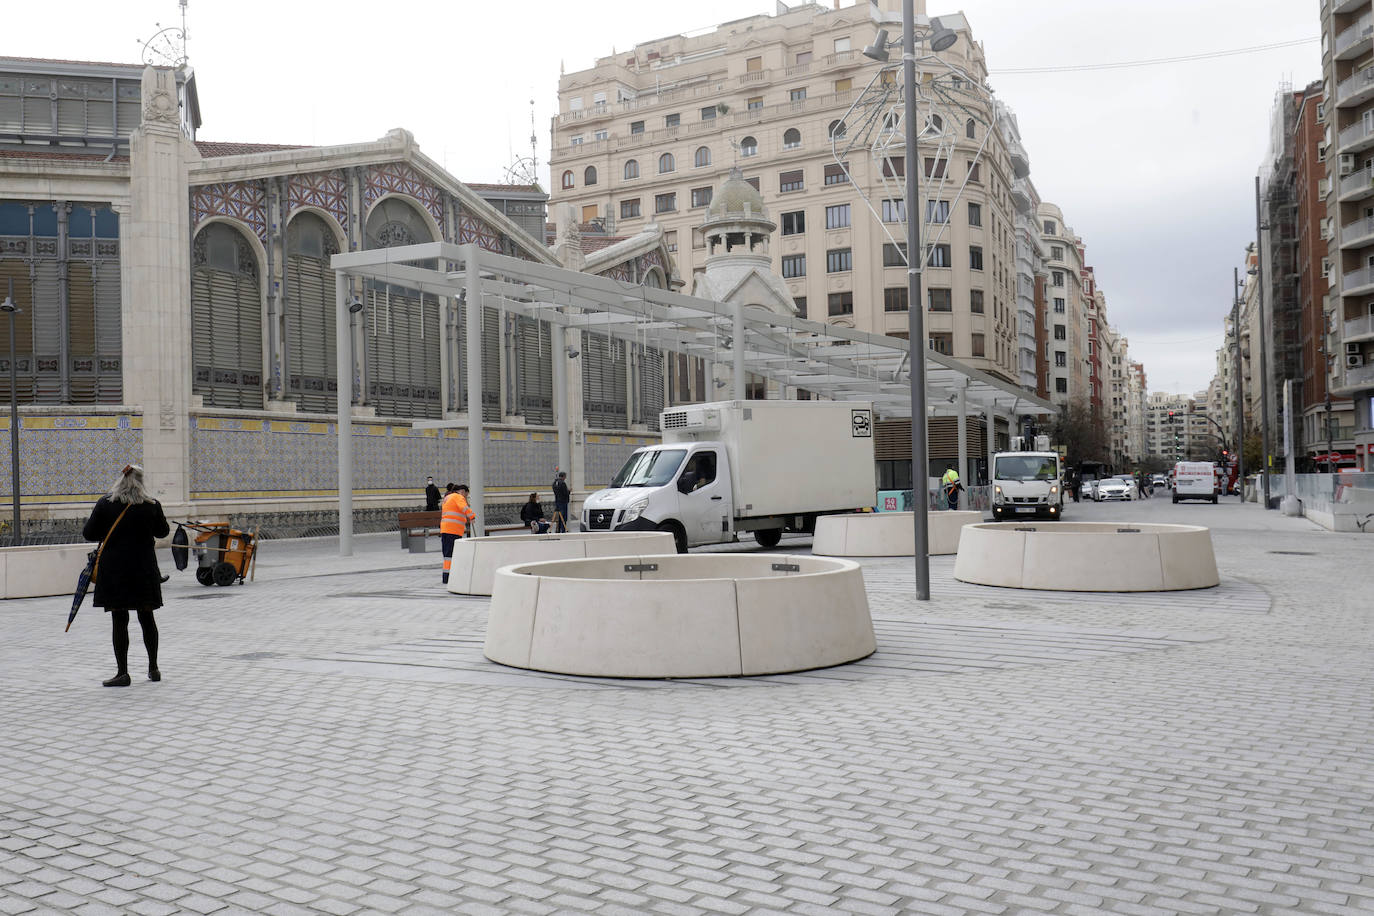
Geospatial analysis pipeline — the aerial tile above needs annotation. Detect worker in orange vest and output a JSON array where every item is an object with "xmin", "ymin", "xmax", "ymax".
[{"xmin": 439, "ymin": 483, "xmax": 475, "ymax": 584}]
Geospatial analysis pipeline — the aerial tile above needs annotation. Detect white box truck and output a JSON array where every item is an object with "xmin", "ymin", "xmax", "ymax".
[
  {"xmin": 990, "ymin": 435, "xmax": 1063, "ymax": 521},
  {"xmin": 581, "ymin": 400, "xmax": 876, "ymax": 552}
]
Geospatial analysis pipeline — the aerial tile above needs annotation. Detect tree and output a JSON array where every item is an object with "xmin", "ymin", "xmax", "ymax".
[
  {"xmin": 1241, "ymin": 432, "xmax": 1263, "ymax": 476},
  {"xmin": 1051, "ymin": 400, "xmax": 1109, "ymax": 467}
]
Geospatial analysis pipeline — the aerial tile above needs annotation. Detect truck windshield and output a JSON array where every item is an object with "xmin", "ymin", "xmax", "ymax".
[
  {"xmin": 609, "ymin": 449, "xmax": 687, "ymax": 488},
  {"xmin": 994, "ymin": 456, "xmax": 1059, "ymax": 481}
]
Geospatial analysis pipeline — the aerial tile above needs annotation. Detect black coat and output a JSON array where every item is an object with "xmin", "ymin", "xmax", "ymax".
[
  {"xmin": 552, "ymin": 478, "xmax": 570, "ymax": 504},
  {"xmin": 424, "ymin": 482, "xmax": 441, "ymax": 511},
  {"xmin": 520, "ymin": 501, "xmax": 546, "ymax": 524},
  {"xmin": 83, "ymin": 497, "xmax": 170, "ymax": 611}
]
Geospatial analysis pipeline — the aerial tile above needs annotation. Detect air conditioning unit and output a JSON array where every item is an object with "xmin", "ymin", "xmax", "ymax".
[
  {"xmin": 1349, "ymin": 342, "xmax": 1363, "ymax": 355},
  {"xmin": 1347, "ymin": 353, "xmax": 1365, "ymax": 368},
  {"xmin": 1341, "ymin": 153, "xmax": 1357, "ymax": 175}
]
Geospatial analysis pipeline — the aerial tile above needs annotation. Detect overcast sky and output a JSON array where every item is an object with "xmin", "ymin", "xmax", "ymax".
[{"xmin": 11, "ymin": 0, "xmax": 1319, "ymax": 396}]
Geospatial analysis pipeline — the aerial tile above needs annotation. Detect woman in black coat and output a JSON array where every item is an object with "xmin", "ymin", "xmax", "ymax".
[{"xmin": 82, "ymin": 464, "xmax": 170, "ymax": 687}]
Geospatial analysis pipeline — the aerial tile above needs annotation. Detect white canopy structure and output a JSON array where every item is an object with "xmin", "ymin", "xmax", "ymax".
[{"xmin": 330, "ymin": 242, "xmax": 1053, "ymax": 550}]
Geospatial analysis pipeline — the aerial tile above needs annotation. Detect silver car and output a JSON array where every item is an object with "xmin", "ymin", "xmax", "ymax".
[{"xmin": 1096, "ymin": 477, "xmax": 1132, "ymax": 501}]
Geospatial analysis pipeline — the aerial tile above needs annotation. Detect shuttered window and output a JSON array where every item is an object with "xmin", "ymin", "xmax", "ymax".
[
  {"xmin": 365, "ymin": 283, "xmax": 441, "ymax": 419},
  {"xmin": 514, "ymin": 315, "xmax": 553, "ymax": 425},
  {"xmin": 582, "ymin": 333, "xmax": 627, "ymax": 428},
  {"xmin": 638, "ymin": 345, "xmax": 665, "ymax": 430},
  {"xmin": 191, "ymin": 223, "xmax": 263, "ymax": 410},
  {"xmin": 284, "ymin": 214, "xmax": 339, "ymax": 413}
]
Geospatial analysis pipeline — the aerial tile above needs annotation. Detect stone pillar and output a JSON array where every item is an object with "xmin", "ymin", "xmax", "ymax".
[{"xmin": 124, "ymin": 67, "xmax": 194, "ymax": 513}]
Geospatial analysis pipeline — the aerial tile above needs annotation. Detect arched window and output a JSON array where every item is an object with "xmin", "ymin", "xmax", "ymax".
[
  {"xmin": 694, "ymin": 146, "xmax": 711, "ymax": 168},
  {"xmin": 922, "ymin": 113, "xmax": 943, "ymax": 136},
  {"xmin": 284, "ymin": 212, "xmax": 342, "ymax": 413},
  {"xmin": 624, "ymin": 159, "xmax": 639, "ymax": 180},
  {"xmin": 966, "ymin": 118, "xmax": 976, "ymax": 139},
  {"xmin": 658, "ymin": 152, "xmax": 675, "ymax": 173},
  {"xmin": 561, "ymin": 170, "xmax": 574, "ymax": 189},
  {"xmin": 584, "ymin": 166, "xmax": 597, "ymax": 186},
  {"xmin": 828, "ymin": 119, "xmax": 846, "ymax": 139},
  {"xmin": 363, "ymin": 197, "xmax": 441, "ymax": 419},
  {"xmin": 191, "ymin": 222, "xmax": 263, "ymax": 410},
  {"xmin": 740, "ymin": 136, "xmax": 758, "ymax": 158},
  {"xmin": 783, "ymin": 128, "xmax": 801, "ymax": 150}
]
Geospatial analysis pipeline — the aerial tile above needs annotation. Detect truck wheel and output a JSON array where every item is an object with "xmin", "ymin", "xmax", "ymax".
[
  {"xmin": 1172, "ymin": 495, "xmax": 1179, "ymax": 504},
  {"xmin": 657, "ymin": 521, "xmax": 688, "ymax": 554},
  {"xmin": 1211, "ymin": 495, "xmax": 1218, "ymax": 504},
  {"xmin": 753, "ymin": 528, "xmax": 783, "ymax": 549}
]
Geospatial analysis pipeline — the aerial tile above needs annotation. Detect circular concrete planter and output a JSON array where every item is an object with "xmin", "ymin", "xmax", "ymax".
[
  {"xmin": 812, "ymin": 510, "xmax": 983, "ymax": 557},
  {"xmin": 485, "ymin": 554, "xmax": 875, "ymax": 678},
  {"xmin": 447, "ymin": 530, "xmax": 676, "ymax": 596},
  {"xmin": 953, "ymin": 521, "xmax": 1219, "ymax": 591}
]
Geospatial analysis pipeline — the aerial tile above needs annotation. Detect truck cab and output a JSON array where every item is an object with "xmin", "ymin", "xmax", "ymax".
[
  {"xmin": 990, "ymin": 436, "xmax": 1062, "ymax": 521},
  {"xmin": 582, "ymin": 442, "xmax": 734, "ymax": 552}
]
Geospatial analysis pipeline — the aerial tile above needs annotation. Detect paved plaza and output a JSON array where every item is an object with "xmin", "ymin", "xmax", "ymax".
[{"xmin": 2, "ymin": 499, "xmax": 1372, "ymax": 915}]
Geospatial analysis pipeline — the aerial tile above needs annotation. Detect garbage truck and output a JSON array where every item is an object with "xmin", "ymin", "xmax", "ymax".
[{"xmin": 582, "ymin": 400, "xmax": 876, "ymax": 552}]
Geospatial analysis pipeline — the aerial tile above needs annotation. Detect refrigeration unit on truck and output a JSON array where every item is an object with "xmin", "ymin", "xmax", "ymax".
[
  {"xmin": 990, "ymin": 435, "xmax": 1063, "ymax": 521},
  {"xmin": 582, "ymin": 400, "xmax": 877, "ymax": 552}
]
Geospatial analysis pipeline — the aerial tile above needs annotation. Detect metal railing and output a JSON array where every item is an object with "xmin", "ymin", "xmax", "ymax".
[
  {"xmin": 1342, "ymin": 166, "xmax": 1374, "ymax": 198},
  {"xmin": 1342, "ymin": 215, "xmax": 1374, "ymax": 245},
  {"xmin": 1338, "ymin": 118, "xmax": 1374, "ymax": 150},
  {"xmin": 1342, "ymin": 264, "xmax": 1374, "ymax": 293},
  {"xmin": 1337, "ymin": 65, "xmax": 1374, "ymax": 104},
  {"xmin": 1346, "ymin": 312, "xmax": 1374, "ymax": 341}
]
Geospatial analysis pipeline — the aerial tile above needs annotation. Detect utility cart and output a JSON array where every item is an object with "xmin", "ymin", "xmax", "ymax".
[{"xmin": 172, "ymin": 522, "xmax": 259, "ymax": 586}]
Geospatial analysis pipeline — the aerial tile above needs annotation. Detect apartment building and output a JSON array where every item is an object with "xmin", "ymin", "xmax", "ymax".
[
  {"xmin": 998, "ymin": 101, "xmax": 1045, "ymax": 391},
  {"xmin": 1321, "ymin": 0, "xmax": 1374, "ymax": 469},
  {"xmin": 549, "ymin": 0, "xmax": 1024, "ymax": 384},
  {"xmin": 1146, "ymin": 391, "xmax": 1215, "ymax": 463},
  {"xmin": 1127, "ymin": 361, "xmax": 1148, "ymax": 462},
  {"xmin": 1037, "ymin": 202, "xmax": 1088, "ymax": 404}
]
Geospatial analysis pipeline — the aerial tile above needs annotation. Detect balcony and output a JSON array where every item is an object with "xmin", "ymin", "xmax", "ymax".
[
  {"xmin": 739, "ymin": 70, "xmax": 768, "ymax": 85},
  {"xmin": 1338, "ymin": 117, "xmax": 1374, "ymax": 153},
  {"xmin": 1007, "ymin": 135, "xmax": 1030, "ymax": 178},
  {"xmin": 1342, "ymin": 264, "xmax": 1374, "ymax": 296},
  {"xmin": 1337, "ymin": 65, "xmax": 1374, "ymax": 108},
  {"xmin": 1339, "ymin": 165, "xmax": 1374, "ymax": 201},
  {"xmin": 1335, "ymin": 12, "xmax": 1374, "ymax": 60},
  {"xmin": 1341, "ymin": 215, "xmax": 1374, "ymax": 249},
  {"xmin": 1010, "ymin": 177, "xmax": 1033, "ymax": 215},
  {"xmin": 1336, "ymin": 0, "xmax": 1367, "ymax": 14},
  {"xmin": 1346, "ymin": 312, "xmax": 1374, "ymax": 343},
  {"xmin": 1336, "ymin": 358, "xmax": 1374, "ymax": 392}
]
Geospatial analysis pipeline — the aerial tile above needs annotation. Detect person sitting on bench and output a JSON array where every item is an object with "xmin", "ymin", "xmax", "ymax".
[{"xmin": 520, "ymin": 493, "xmax": 551, "ymax": 534}]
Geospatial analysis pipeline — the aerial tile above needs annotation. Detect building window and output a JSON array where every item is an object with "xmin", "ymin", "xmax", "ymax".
[
  {"xmin": 929, "ymin": 333, "xmax": 953, "ymax": 355},
  {"xmin": 1056, "ymin": 377, "xmax": 1068, "ymax": 393},
  {"xmin": 665, "ymin": 113, "xmax": 680, "ymax": 128},
  {"xmin": 924, "ymin": 158, "xmax": 946, "ymax": 178},
  {"xmin": 1054, "ymin": 324, "xmax": 1066, "ymax": 340},
  {"xmin": 781, "ymin": 254, "xmax": 806, "ymax": 278},
  {"xmin": 783, "ymin": 127, "xmax": 802, "ymax": 149},
  {"xmin": 796, "ymin": 51, "xmax": 813, "ymax": 66},
  {"xmin": 828, "ymin": 292, "xmax": 853, "ymax": 315},
  {"xmin": 664, "ymin": 230, "xmax": 678, "ymax": 252},
  {"xmin": 972, "ymin": 333, "xmax": 985, "ymax": 357},
  {"xmin": 693, "ymin": 228, "xmax": 706, "ymax": 249},
  {"xmin": 655, "ymin": 192, "xmax": 677, "ymax": 213},
  {"xmin": 659, "ymin": 153, "xmax": 675, "ymax": 173},
  {"xmin": 829, "ymin": 119, "xmax": 847, "ymax": 139},
  {"xmin": 834, "ymin": 77, "xmax": 852, "ymax": 92},
  {"xmin": 924, "ymin": 199, "xmax": 949, "ymax": 223},
  {"xmin": 824, "ymin": 162, "xmax": 849, "ymax": 185},
  {"xmin": 620, "ymin": 199, "xmax": 641, "ymax": 219},
  {"xmin": 748, "ymin": 96, "xmax": 764, "ymax": 111},
  {"xmin": 747, "ymin": 55, "xmax": 763, "ymax": 72},
  {"xmin": 594, "ymin": 129, "xmax": 608, "ymax": 141},
  {"xmin": 701, "ymin": 105, "xmax": 717, "ymax": 121},
  {"xmin": 882, "ymin": 156, "xmax": 904, "ymax": 178},
  {"xmin": 879, "ymin": 199, "xmax": 904, "ymax": 223},
  {"xmin": 584, "ymin": 166, "xmax": 597, "ymax": 186},
  {"xmin": 883, "ymin": 242, "xmax": 908, "ymax": 267},
  {"xmin": 966, "ymin": 118, "xmax": 976, "ymax": 139},
  {"xmin": 741, "ymin": 136, "xmax": 759, "ymax": 157},
  {"xmin": 624, "ymin": 159, "xmax": 639, "ymax": 180},
  {"xmin": 1054, "ymin": 351, "xmax": 1067, "ymax": 367},
  {"xmin": 561, "ymin": 170, "xmax": 574, "ymax": 189},
  {"xmin": 630, "ymin": 120, "xmax": 645, "ymax": 135},
  {"xmin": 928, "ymin": 288, "xmax": 952, "ymax": 311},
  {"xmin": 745, "ymin": 176, "xmax": 760, "ymax": 191},
  {"xmin": 691, "ymin": 186, "xmax": 713, "ymax": 208},
  {"xmin": 694, "ymin": 146, "xmax": 711, "ymax": 167},
  {"xmin": 1052, "ymin": 270, "xmax": 1064, "ymax": 287},
  {"xmin": 790, "ymin": 88, "xmax": 807, "ymax": 102},
  {"xmin": 970, "ymin": 246, "xmax": 984, "ymax": 270},
  {"xmin": 928, "ymin": 244, "xmax": 951, "ymax": 268},
  {"xmin": 834, "ymin": 37, "xmax": 851, "ymax": 53},
  {"xmin": 970, "ymin": 289, "xmax": 984, "ymax": 313},
  {"xmin": 1043, "ymin": 219, "xmax": 1056, "ymax": 234},
  {"xmin": 967, "ymin": 202, "xmax": 981, "ymax": 226},
  {"xmin": 781, "ymin": 210, "xmax": 805, "ymax": 235},
  {"xmin": 967, "ymin": 161, "xmax": 981, "ymax": 182},
  {"xmin": 569, "ymin": 97, "xmax": 583, "ymax": 111},
  {"xmin": 826, "ymin": 248, "xmax": 852, "ymax": 272},
  {"xmin": 825, "ymin": 204, "xmax": 851, "ymax": 229},
  {"xmin": 1051, "ymin": 245, "xmax": 1063, "ymax": 260},
  {"xmin": 884, "ymin": 287, "xmax": 909, "ymax": 311},
  {"xmin": 1054, "ymin": 297, "xmax": 1065, "ymax": 313},
  {"xmin": 780, "ymin": 169, "xmax": 804, "ymax": 192},
  {"xmin": 570, "ymin": 135, "xmax": 583, "ymax": 146}
]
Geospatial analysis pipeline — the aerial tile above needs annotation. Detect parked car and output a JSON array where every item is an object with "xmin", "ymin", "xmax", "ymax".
[
  {"xmin": 1096, "ymin": 477, "xmax": 1133, "ymax": 501},
  {"xmin": 1083, "ymin": 478, "xmax": 1102, "ymax": 501}
]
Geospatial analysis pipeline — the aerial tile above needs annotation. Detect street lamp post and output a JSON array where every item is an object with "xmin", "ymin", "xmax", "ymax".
[
  {"xmin": 1254, "ymin": 177, "xmax": 1272, "ymax": 509},
  {"xmin": 1, "ymin": 280, "xmax": 19, "ymax": 546},
  {"xmin": 902, "ymin": 0, "xmax": 930, "ymax": 600},
  {"xmin": 1232, "ymin": 267, "xmax": 1245, "ymax": 502}
]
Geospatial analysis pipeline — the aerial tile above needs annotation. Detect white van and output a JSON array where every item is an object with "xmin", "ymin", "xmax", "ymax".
[{"xmin": 1172, "ymin": 462, "xmax": 1218, "ymax": 504}]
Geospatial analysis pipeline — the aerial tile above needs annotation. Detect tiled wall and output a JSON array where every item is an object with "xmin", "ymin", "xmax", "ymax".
[{"xmin": 0, "ymin": 414, "xmax": 143, "ymax": 502}]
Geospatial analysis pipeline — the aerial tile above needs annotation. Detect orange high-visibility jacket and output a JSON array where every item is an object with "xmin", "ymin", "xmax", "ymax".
[{"xmin": 440, "ymin": 492, "xmax": 475, "ymax": 536}]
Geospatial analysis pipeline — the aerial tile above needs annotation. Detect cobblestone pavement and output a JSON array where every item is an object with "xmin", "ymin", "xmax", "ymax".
[{"xmin": 2, "ymin": 500, "xmax": 1372, "ymax": 914}]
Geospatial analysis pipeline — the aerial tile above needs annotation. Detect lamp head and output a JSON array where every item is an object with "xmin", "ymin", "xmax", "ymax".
[
  {"xmin": 564, "ymin": 346, "xmax": 580, "ymax": 359},
  {"xmin": 929, "ymin": 17, "xmax": 958, "ymax": 52},
  {"xmin": 862, "ymin": 29, "xmax": 891, "ymax": 62},
  {"xmin": 348, "ymin": 295, "xmax": 364, "ymax": 314}
]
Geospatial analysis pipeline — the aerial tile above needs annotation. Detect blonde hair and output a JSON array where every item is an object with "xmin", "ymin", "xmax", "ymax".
[{"xmin": 109, "ymin": 464, "xmax": 149, "ymax": 504}]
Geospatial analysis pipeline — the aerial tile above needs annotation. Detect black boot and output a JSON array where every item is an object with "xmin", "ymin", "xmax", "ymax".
[
  {"xmin": 102, "ymin": 672, "xmax": 131, "ymax": 687},
  {"xmin": 148, "ymin": 667, "xmax": 161, "ymax": 682}
]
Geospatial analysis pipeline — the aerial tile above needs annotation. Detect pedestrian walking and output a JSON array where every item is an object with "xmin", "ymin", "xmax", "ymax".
[
  {"xmin": 439, "ymin": 483, "xmax": 475, "ymax": 584},
  {"xmin": 424, "ymin": 476, "xmax": 441, "ymax": 512},
  {"xmin": 82, "ymin": 464, "xmax": 170, "ymax": 687},
  {"xmin": 552, "ymin": 470, "xmax": 570, "ymax": 533},
  {"xmin": 520, "ymin": 493, "xmax": 551, "ymax": 534}
]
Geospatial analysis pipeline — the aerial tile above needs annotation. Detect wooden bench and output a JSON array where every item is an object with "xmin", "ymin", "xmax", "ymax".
[
  {"xmin": 398, "ymin": 511, "xmax": 441, "ymax": 552},
  {"xmin": 485, "ymin": 523, "xmax": 529, "ymax": 536}
]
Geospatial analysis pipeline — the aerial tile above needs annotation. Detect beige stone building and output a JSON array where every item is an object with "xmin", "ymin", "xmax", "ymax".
[
  {"xmin": 549, "ymin": 0, "xmax": 1024, "ymax": 386},
  {"xmin": 1036, "ymin": 202, "xmax": 1088, "ymax": 404}
]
